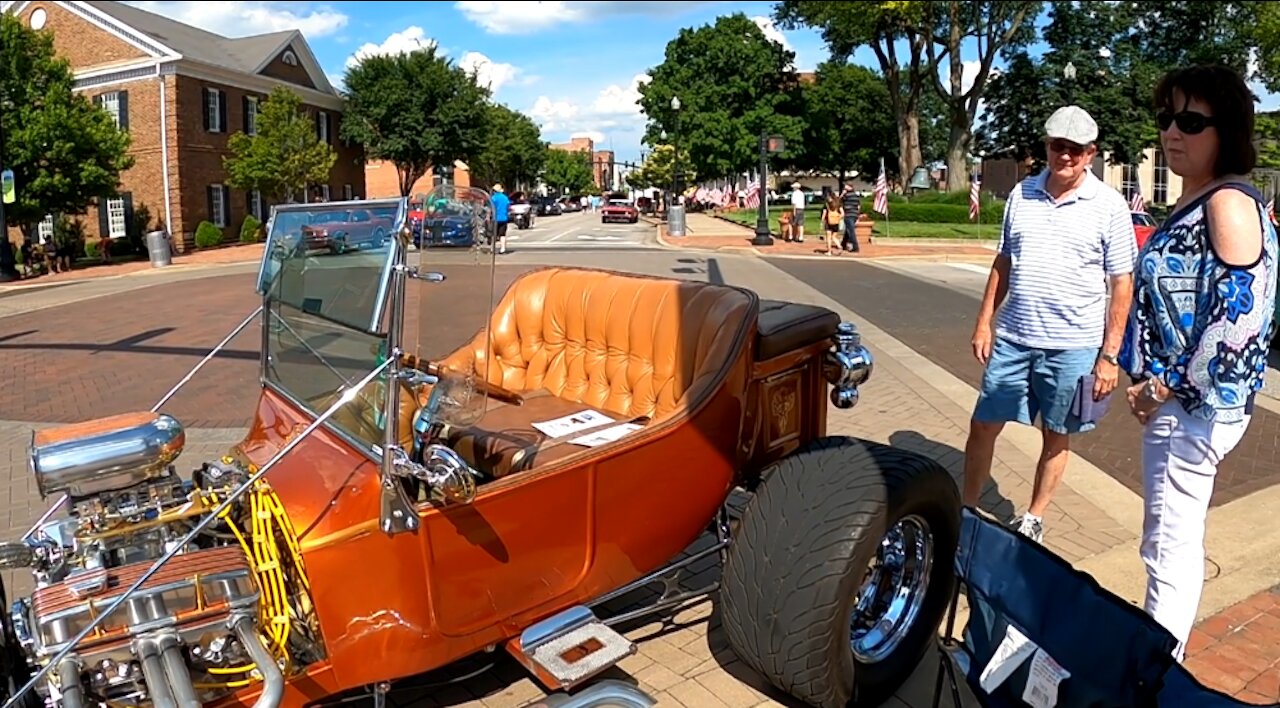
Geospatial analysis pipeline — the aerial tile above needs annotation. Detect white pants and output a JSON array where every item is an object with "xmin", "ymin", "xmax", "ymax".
[{"xmin": 1141, "ymin": 399, "xmax": 1249, "ymax": 660}]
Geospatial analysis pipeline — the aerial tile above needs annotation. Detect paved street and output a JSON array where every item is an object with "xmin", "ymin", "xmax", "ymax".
[
  {"xmin": 0, "ymin": 244, "xmax": 1277, "ymax": 707},
  {"xmin": 499, "ymin": 209, "xmax": 660, "ymax": 251}
]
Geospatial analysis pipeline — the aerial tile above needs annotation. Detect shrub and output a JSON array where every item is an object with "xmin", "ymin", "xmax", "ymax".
[
  {"xmin": 194, "ymin": 221, "xmax": 223, "ymax": 248},
  {"xmin": 240, "ymin": 215, "xmax": 263, "ymax": 243}
]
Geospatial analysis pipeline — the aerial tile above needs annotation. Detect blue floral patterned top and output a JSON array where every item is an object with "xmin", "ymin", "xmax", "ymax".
[{"xmin": 1119, "ymin": 182, "xmax": 1278, "ymax": 423}]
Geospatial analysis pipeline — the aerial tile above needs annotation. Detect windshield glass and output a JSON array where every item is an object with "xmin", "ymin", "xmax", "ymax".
[{"xmin": 258, "ymin": 198, "xmax": 406, "ymax": 450}]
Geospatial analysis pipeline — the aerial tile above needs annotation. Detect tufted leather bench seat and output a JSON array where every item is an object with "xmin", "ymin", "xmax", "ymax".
[{"xmin": 425, "ymin": 267, "xmax": 757, "ymax": 478}]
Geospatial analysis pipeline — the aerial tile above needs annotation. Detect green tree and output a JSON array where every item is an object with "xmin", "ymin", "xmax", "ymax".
[
  {"xmin": 541, "ymin": 149, "xmax": 595, "ymax": 195},
  {"xmin": 798, "ymin": 62, "xmax": 897, "ymax": 184},
  {"xmin": 223, "ymin": 86, "xmax": 336, "ymax": 203},
  {"xmin": 638, "ymin": 12, "xmax": 804, "ymax": 181},
  {"xmin": 775, "ymin": 1, "xmax": 936, "ymax": 184},
  {"xmin": 340, "ymin": 45, "xmax": 491, "ymax": 196},
  {"xmin": 470, "ymin": 103, "xmax": 547, "ymax": 191},
  {"xmin": 0, "ymin": 12, "xmax": 133, "ymax": 236},
  {"xmin": 630, "ymin": 144, "xmax": 694, "ymax": 193}
]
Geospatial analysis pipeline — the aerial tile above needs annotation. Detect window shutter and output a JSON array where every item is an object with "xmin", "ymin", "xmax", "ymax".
[
  {"xmin": 325, "ymin": 113, "xmax": 333, "ymax": 144},
  {"xmin": 202, "ymin": 89, "xmax": 211, "ymax": 132},
  {"xmin": 246, "ymin": 190, "xmax": 253, "ymax": 218},
  {"xmin": 98, "ymin": 200, "xmax": 109, "ymax": 237},
  {"xmin": 207, "ymin": 186, "xmax": 215, "ymax": 222},
  {"xmin": 315, "ymin": 111, "xmax": 322, "ymax": 141},
  {"xmin": 217, "ymin": 90, "xmax": 228, "ymax": 133},
  {"xmin": 242, "ymin": 96, "xmax": 250, "ymax": 133},
  {"xmin": 122, "ymin": 192, "xmax": 134, "ymax": 239},
  {"xmin": 222, "ymin": 185, "xmax": 231, "ymax": 226},
  {"xmin": 118, "ymin": 90, "xmax": 129, "ymax": 132}
]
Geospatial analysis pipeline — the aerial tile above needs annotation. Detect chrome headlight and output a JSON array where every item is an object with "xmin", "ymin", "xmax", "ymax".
[{"xmin": 824, "ymin": 322, "xmax": 874, "ymax": 409}]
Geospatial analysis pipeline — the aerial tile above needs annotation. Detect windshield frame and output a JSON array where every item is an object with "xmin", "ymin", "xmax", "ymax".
[
  {"xmin": 254, "ymin": 197, "xmax": 409, "ymax": 462},
  {"xmin": 254, "ymin": 197, "xmax": 407, "ymax": 335}
]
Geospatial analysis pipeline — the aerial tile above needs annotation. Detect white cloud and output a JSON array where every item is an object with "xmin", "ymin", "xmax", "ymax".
[
  {"xmin": 455, "ymin": 1, "xmax": 705, "ymax": 35},
  {"xmin": 591, "ymin": 74, "xmax": 649, "ymax": 115},
  {"xmin": 528, "ymin": 75, "xmax": 650, "ymax": 135},
  {"xmin": 750, "ymin": 15, "xmax": 792, "ymax": 52},
  {"xmin": 458, "ymin": 51, "xmax": 526, "ymax": 94},
  {"xmin": 345, "ymin": 26, "xmax": 437, "ymax": 69},
  {"xmin": 940, "ymin": 59, "xmax": 983, "ymax": 95},
  {"xmin": 572, "ymin": 130, "xmax": 606, "ymax": 144},
  {"xmin": 123, "ymin": 1, "xmax": 348, "ymax": 39}
]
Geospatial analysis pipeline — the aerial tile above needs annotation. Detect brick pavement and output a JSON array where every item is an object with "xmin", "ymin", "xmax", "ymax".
[
  {"xmin": 768, "ymin": 257, "xmax": 1280, "ymax": 508},
  {"xmin": 0, "ymin": 242, "xmax": 265, "ymax": 291},
  {"xmin": 1184, "ymin": 585, "xmax": 1280, "ymax": 702}
]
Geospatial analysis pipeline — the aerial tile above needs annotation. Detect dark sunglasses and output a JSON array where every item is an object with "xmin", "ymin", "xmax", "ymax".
[
  {"xmin": 1157, "ymin": 110, "xmax": 1216, "ymax": 134},
  {"xmin": 1048, "ymin": 139, "xmax": 1087, "ymax": 156}
]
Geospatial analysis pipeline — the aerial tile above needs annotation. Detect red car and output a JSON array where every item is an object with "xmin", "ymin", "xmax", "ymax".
[
  {"xmin": 1132, "ymin": 211, "xmax": 1157, "ymax": 249},
  {"xmin": 601, "ymin": 198, "xmax": 639, "ymax": 224},
  {"xmin": 302, "ymin": 208, "xmax": 396, "ymax": 253}
]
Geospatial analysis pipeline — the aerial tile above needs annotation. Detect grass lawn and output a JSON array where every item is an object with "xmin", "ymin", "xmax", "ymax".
[{"xmin": 717, "ymin": 207, "xmax": 998, "ymax": 240}]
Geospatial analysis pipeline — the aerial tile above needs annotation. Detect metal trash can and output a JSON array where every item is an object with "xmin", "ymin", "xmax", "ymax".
[
  {"xmin": 667, "ymin": 205, "xmax": 687, "ymax": 238},
  {"xmin": 146, "ymin": 230, "xmax": 172, "ymax": 268}
]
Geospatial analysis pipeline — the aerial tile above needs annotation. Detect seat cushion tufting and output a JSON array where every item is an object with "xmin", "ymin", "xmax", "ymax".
[{"xmin": 435, "ymin": 267, "xmax": 757, "ymax": 423}]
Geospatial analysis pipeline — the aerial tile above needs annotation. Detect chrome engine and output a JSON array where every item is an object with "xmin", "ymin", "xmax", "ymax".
[{"xmin": 1, "ymin": 412, "xmax": 322, "ymax": 707}]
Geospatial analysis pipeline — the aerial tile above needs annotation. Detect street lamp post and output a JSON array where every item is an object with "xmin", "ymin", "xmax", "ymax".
[
  {"xmin": 0, "ymin": 97, "xmax": 17, "ymax": 282},
  {"xmin": 1063, "ymin": 61, "xmax": 1077, "ymax": 104},
  {"xmin": 671, "ymin": 96, "xmax": 681, "ymax": 200},
  {"xmin": 752, "ymin": 131, "xmax": 774, "ymax": 247}
]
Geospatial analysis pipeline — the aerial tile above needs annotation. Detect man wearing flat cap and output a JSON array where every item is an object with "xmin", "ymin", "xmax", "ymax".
[{"xmin": 962, "ymin": 105, "xmax": 1137, "ymax": 542}]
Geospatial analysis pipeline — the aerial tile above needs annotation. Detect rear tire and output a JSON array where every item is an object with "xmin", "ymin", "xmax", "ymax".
[{"xmin": 720, "ymin": 436, "xmax": 960, "ymax": 708}]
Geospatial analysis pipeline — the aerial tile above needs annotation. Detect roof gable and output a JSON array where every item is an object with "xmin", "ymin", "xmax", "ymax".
[{"xmin": 8, "ymin": 1, "xmax": 335, "ymax": 95}]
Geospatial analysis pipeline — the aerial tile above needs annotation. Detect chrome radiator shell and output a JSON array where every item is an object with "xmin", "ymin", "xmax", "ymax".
[{"xmin": 28, "ymin": 412, "xmax": 186, "ymax": 499}]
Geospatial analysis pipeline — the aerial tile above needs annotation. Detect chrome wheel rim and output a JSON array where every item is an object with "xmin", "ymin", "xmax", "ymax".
[{"xmin": 849, "ymin": 514, "xmax": 934, "ymax": 663}]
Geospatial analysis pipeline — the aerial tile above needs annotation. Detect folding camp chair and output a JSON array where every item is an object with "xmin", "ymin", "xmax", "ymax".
[{"xmin": 933, "ymin": 507, "xmax": 1278, "ymax": 708}]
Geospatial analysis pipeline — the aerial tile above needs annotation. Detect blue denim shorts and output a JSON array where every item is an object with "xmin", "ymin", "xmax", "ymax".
[{"xmin": 973, "ymin": 337, "xmax": 1100, "ymax": 434}]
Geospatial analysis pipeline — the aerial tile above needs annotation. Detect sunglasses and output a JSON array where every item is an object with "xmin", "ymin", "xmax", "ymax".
[
  {"xmin": 1157, "ymin": 110, "xmax": 1216, "ymax": 134},
  {"xmin": 1048, "ymin": 139, "xmax": 1087, "ymax": 157}
]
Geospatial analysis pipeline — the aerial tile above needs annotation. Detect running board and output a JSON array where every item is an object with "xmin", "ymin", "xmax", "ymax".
[{"xmin": 507, "ymin": 606, "xmax": 637, "ymax": 690}]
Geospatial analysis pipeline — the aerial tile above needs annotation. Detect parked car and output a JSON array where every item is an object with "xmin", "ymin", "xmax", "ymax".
[
  {"xmin": 1132, "ymin": 211, "xmax": 1157, "ymax": 249},
  {"xmin": 300, "ymin": 207, "xmax": 396, "ymax": 254}
]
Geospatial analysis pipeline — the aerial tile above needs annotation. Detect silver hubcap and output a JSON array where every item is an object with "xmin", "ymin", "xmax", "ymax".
[{"xmin": 849, "ymin": 514, "xmax": 934, "ymax": 663}]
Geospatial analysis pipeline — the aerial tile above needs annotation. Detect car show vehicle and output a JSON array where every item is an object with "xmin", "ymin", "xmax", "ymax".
[
  {"xmin": 600, "ymin": 197, "xmax": 639, "ymax": 224},
  {"xmin": 0, "ymin": 186, "xmax": 960, "ymax": 708}
]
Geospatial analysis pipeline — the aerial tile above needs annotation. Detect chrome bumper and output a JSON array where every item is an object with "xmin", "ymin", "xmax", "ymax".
[{"xmin": 522, "ymin": 679, "xmax": 656, "ymax": 707}]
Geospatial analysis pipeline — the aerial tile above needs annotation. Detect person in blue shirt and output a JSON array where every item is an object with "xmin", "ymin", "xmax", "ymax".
[{"xmin": 491, "ymin": 183, "xmax": 511, "ymax": 254}]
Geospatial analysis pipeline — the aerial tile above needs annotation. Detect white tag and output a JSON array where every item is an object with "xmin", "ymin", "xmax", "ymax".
[
  {"xmin": 531, "ymin": 410, "xmax": 615, "ymax": 438},
  {"xmin": 978, "ymin": 623, "xmax": 1037, "ymax": 693},
  {"xmin": 1021, "ymin": 648, "xmax": 1071, "ymax": 708}
]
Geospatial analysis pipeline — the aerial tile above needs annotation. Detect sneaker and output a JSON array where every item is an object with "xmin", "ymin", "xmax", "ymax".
[{"xmin": 1013, "ymin": 514, "xmax": 1044, "ymax": 543}]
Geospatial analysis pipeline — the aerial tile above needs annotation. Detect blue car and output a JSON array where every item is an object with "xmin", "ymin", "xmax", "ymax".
[{"xmin": 412, "ymin": 214, "xmax": 477, "ymax": 248}]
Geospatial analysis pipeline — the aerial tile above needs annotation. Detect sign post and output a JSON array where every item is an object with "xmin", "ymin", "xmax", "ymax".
[{"xmin": 752, "ymin": 133, "xmax": 786, "ymax": 247}]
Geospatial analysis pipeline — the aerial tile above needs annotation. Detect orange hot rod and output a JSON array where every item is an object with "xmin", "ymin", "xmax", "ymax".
[{"xmin": 0, "ymin": 187, "xmax": 960, "ymax": 708}]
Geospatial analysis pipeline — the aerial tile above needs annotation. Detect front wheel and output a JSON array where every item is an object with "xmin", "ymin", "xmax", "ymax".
[{"xmin": 720, "ymin": 436, "xmax": 960, "ymax": 708}]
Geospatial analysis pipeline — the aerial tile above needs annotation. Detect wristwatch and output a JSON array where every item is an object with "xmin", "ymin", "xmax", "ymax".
[{"xmin": 1098, "ymin": 352, "xmax": 1119, "ymax": 365}]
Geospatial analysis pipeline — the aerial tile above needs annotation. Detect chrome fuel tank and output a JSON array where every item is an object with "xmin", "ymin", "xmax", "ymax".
[{"xmin": 28, "ymin": 412, "xmax": 186, "ymax": 499}]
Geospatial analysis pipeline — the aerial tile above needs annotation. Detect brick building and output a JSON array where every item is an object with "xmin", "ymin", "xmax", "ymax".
[
  {"xmin": 4, "ymin": 1, "xmax": 364, "ymax": 251},
  {"xmin": 549, "ymin": 136, "xmax": 615, "ymax": 191},
  {"xmin": 364, "ymin": 159, "xmax": 471, "ymax": 198}
]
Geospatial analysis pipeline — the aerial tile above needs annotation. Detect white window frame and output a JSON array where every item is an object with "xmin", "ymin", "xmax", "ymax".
[
  {"xmin": 107, "ymin": 198, "xmax": 127, "ymax": 238},
  {"xmin": 1153, "ymin": 150, "xmax": 1169, "ymax": 204},
  {"xmin": 38, "ymin": 214, "xmax": 55, "ymax": 244},
  {"xmin": 250, "ymin": 190, "xmax": 264, "ymax": 220},
  {"xmin": 1121, "ymin": 164, "xmax": 1140, "ymax": 201},
  {"xmin": 320, "ymin": 184, "xmax": 330, "ymax": 201},
  {"xmin": 343, "ymin": 184, "xmax": 353, "ymax": 200},
  {"xmin": 97, "ymin": 91, "xmax": 121, "ymax": 128},
  {"xmin": 205, "ymin": 88, "xmax": 223, "ymax": 132},
  {"xmin": 246, "ymin": 96, "xmax": 259, "ymax": 136},
  {"xmin": 282, "ymin": 50, "xmax": 298, "ymax": 66},
  {"xmin": 210, "ymin": 184, "xmax": 227, "ymax": 227},
  {"xmin": 317, "ymin": 110, "xmax": 329, "ymax": 143}
]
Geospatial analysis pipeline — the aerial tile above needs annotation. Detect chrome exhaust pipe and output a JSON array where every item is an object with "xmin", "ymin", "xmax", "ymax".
[
  {"xmin": 230, "ymin": 612, "xmax": 284, "ymax": 708},
  {"xmin": 55, "ymin": 656, "xmax": 85, "ymax": 708},
  {"xmin": 133, "ymin": 636, "xmax": 178, "ymax": 708},
  {"xmin": 157, "ymin": 631, "xmax": 201, "ymax": 708}
]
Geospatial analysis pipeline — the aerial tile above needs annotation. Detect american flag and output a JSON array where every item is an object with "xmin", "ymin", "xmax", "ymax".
[
  {"xmin": 1130, "ymin": 173, "xmax": 1146, "ymax": 213},
  {"xmin": 743, "ymin": 178, "xmax": 761, "ymax": 209},
  {"xmin": 873, "ymin": 158, "xmax": 889, "ymax": 216},
  {"xmin": 969, "ymin": 172, "xmax": 982, "ymax": 221},
  {"xmin": 1268, "ymin": 198, "xmax": 1276, "ymax": 225}
]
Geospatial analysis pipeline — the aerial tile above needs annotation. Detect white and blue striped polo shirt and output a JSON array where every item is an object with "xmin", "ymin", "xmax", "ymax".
[{"xmin": 995, "ymin": 170, "xmax": 1137, "ymax": 350}]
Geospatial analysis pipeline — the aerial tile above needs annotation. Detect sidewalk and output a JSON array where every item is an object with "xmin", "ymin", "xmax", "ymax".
[
  {"xmin": 653, "ymin": 212, "xmax": 996, "ymax": 260},
  {"xmin": 0, "ymin": 242, "xmax": 264, "ymax": 292}
]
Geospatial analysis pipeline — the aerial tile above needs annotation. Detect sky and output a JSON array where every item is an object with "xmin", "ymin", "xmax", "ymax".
[{"xmin": 80, "ymin": 2, "xmax": 1280, "ymax": 165}]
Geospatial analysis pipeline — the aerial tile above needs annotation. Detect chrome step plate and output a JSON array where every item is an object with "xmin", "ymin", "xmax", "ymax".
[{"xmin": 509, "ymin": 606, "xmax": 637, "ymax": 689}]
